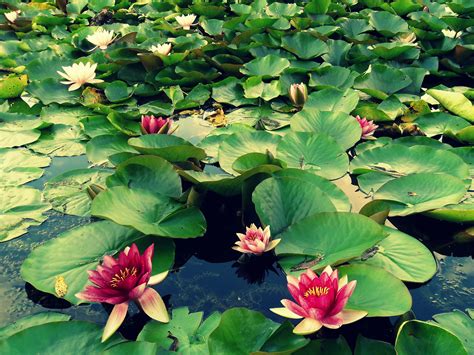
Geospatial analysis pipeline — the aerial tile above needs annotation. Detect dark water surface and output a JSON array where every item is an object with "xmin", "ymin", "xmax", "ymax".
[{"xmin": 0, "ymin": 156, "xmax": 472, "ymax": 343}]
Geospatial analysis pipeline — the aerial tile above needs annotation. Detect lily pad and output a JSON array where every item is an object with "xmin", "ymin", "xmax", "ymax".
[
  {"xmin": 240, "ymin": 55, "xmax": 291, "ymax": 78},
  {"xmin": 0, "ymin": 321, "xmax": 123, "ymax": 354},
  {"xmin": 218, "ymin": 131, "xmax": 281, "ymax": 175},
  {"xmin": 276, "ymin": 132, "xmax": 349, "ymax": 180},
  {"xmin": 0, "ymin": 148, "xmax": 50, "ymax": 186},
  {"xmin": 107, "ymin": 155, "xmax": 182, "ymax": 198},
  {"xmin": 86, "ymin": 134, "xmax": 137, "ymax": 166},
  {"xmin": 208, "ymin": 308, "xmax": 279, "ymax": 355},
  {"xmin": 253, "ymin": 176, "xmax": 336, "ymax": 235},
  {"xmin": 352, "ymin": 227, "xmax": 437, "ymax": 283},
  {"xmin": 91, "ymin": 186, "xmax": 206, "ymax": 238},
  {"xmin": 0, "ymin": 313, "xmax": 71, "ymax": 340},
  {"xmin": 427, "ymin": 89, "xmax": 474, "ymax": 122},
  {"xmin": 431, "ymin": 310, "xmax": 474, "ymax": 354},
  {"xmin": 282, "ymin": 32, "xmax": 328, "ymax": 59},
  {"xmin": 138, "ymin": 307, "xmax": 221, "ymax": 354},
  {"xmin": 337, "ymin": 264, "xmax": 412, "ymax": 317},
  {"xmin": 128, "ymin": 134, "xmax": 206, "ymax": 163},
  {"xmin": 29, "ymin": 125, "xmax": 87, "ymax": 157},
  {"xmin": 395, "ymin": 320, "xmax": 467, "ymax": 355},
  {"xmin": 43, "ymin": 168, "xmax": 111, "ymax": 217},
  {"xmin": 277, "ymin": 212, "xmax": 387, "ymax": 274},
  {"xmin": 291, "ymin": 109, "xmax": 362, "ymax": 150},
  {"xmin": 0, "ymin": 186, "xmax": 51, "ymax": 242},
  {"xmin": 374, "ymin": 173, "xmax": 468, "ymax": 216}
]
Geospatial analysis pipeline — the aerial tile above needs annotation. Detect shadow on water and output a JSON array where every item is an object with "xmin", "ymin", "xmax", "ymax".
[{"xmin": 0, "ymin": 156, "xmax": 472, "ymax": 343}]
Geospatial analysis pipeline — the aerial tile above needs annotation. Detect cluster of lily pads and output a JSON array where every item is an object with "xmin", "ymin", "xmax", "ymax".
[{"xmin": 0, "ymin": 0, "xmax": 473, "ymax": 353}]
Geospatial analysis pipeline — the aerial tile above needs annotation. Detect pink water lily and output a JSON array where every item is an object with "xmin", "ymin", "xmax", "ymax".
[
  {"xmin": 270, "ymin": 266, "xmax": 367, "ymax": 335},
  {"xmin": 355, "ymin": 115, "xmax": 378, "ymax": 140},
  {"xmin": 141, "ymin": 115, "xmax": 175, "ymax": 135},
  {"xmin": 233, "ymin": 224, "xmax": 280, "ymax": 256},
  {"xmin": 76, "ymin": 244, "xmax": 169, "ymax": 342}
]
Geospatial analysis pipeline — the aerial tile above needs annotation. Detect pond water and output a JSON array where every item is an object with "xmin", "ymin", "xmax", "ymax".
[{"xmin": 0, "ymin": 155, "xmax": 472, "ymax": 343}]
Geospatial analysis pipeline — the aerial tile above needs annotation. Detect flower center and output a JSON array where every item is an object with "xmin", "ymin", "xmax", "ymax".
[
  {"xmin": 304, "ymin": 286, "xmax": 330, "ymax": 298},
  {"xmin": 110, "ymin": 267, "xmax": 138, "ymax": 288}
]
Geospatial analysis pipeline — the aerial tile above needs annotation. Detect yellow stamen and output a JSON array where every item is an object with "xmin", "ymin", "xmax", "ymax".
[
  {"xmin": 55, "ymin": 276, "xmax": 68, "ymax": 298},
  {"xmin": 110, "ymin": 267, "xmax": 137, "ymax": 288},
  {"xmin": 304, "ymin": 286, "xmax": 330, "ymax": 298}
]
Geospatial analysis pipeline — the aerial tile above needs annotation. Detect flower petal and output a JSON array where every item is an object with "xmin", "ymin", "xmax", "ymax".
[
  {"xmin": 270, "ymin": 307, "xmax": 302, "ymax": 319},
  {"xmin": 341, "ymin": 309, "xmax": 368, "ymax": 325},
  {"xmin": 102, "ymin": 302, "xmax": 128, "ymax": 342},
  {"xmin": 264, "ymin": 238, "xmax": 281, "ymax": 252},
  {"xmin": 148, "ymin": 270, "xmax": 169, "ymax": 286},
  {"xmin": 293, "ymin": 318, "xmax": 322, "ymax": 335},
  {"xmin": 136, "ymin": 287, "xmax": 169, "ymax": 323}
]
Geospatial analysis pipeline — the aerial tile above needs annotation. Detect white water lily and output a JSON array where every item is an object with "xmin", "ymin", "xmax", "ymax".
[
  {"xmin": 150, "ymin": 43, "xmax": 172, "ymax": 56},
  {"xmin": 4, "ymin": 10, "xmax": 20, "ymax": 23},
  {"xmin": 442, "ymin": 29, "xmax": 461, "ymax": 39},
  {"xmin": 57, "ymin": 62, "xmax": 104, "ymax": 91},
  {"xmin": 86, "ymin": 28, "xmax": 115, "ymax": 50},
  {"xmin": 176, "ymin": 14, "xmax": 196, "ymax": 30},
  {"xmin": 392, "ymin": 32, "xmax": 417, "ymax": 44}
]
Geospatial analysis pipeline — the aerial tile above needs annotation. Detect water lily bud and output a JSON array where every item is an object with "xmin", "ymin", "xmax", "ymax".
[
  {"xmin": 86, "ymin": 184, "xmax": 105, "ymax": 200},
  {"xmin": 289, "ymin": 83, "xmax": 308, "ymax": 108},
  {"xmin": 141, "ymin": 115, "xmax": 175, "ymax": 135}
]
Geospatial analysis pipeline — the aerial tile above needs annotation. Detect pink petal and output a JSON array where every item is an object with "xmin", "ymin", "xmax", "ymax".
[
  {"xmin": 321, "ymin": 314, "xmax": 344, "ymax": 329},
  {"xmin": 281, "ymin": 299, "xmax": 309, "ymax": 318},
  {"xmin": 129, "ymin": 283, "xmax": 146, "ymax": 300},
  {"xmin": 329, "ymin": 280, "xmax": 357, "ymax": 316},
  {"xmin": 102, "ymin": 302, "xmax": 128, "ymax": 342},
  {"xmin": 136, "ymin": 288, "xmax": 169, "ymax": 323}
]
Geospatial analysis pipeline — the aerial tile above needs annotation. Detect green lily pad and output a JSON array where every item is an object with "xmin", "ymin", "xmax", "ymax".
[
  {"xmin": 337, "ymin": 264, "xmax": 412, "ymax": 317},
  {"xmin": 282, "ymin": 32, "xmax": 328, "ymax": 59},
  {"xmin": 374, "ymin": 173, "xmax": 468, "ymax": 216},
  {"xmin": 86, "ymin": 134, "xmax": 137, "ymax": 166},
  {"xmin": 354, "ymin": 64, "xmax": 412, "ymax": 100},
  {"xmin": 0, "ymin": 321, "xmax": 123, "ymax": 354},
  {"xmin": 253, "ymin": 176, "xmax": 336, "ymax": 235},
  {"xmin": 0, "ymin": 148, "xmax": 50, "ymax": 186},
  {"xmin": 291, "ymin": 109, "xmax": 362, "ymax": 150},
  {"xmin": 0, "ymin": 313, "xmax": 71, "ymax": 341},
  {"xmin": 256, "ymin": 321, "xmax": 310, "ymax": 354},
  {"xmin": 218, "ymin": 131, "xmax": 281, "ymax": 175},
  {"xmin": 395, "ymin": 320, "xmax": 467, "ymax": 355},
  {"xmin": 21, "ymin": 220, "xmax": 174, "ymax": 304},
  {"xmin": 29, "ymin": 125, "xmax": 87, "ymax": 157},
  {"xmin": 352, "ymin": 226, "xmax": 437, "ymax": 283},
  {"xmin": 431, "ymin": 310, "xmax": 474, "ymax": 354},
  {"xmin": 128, "ymin": 135, "xmax": 206, "ymax": 163},
  {"xmin": 351, "ymin": 145, "xmax": 470, "ymax": 182},
  {"xmin": 0, "ymin": 186, "xmax": 51, "ymax": 242},
  {"xmin": 276, "ymin": 132, "xmax": 349, "ymax": 180},
  {"xmin": 0, "ymin": 129, "xmax": 41, "ymax": 149},
  {"xmin": 211, "ymin": 77, "xmax": 257, "ymax": 107},
  {"xmin": 91, "ymin": 186, "xmax": 206, "ymax": 238},
  {"xmin": 427, "ymin": 89, "xmax": 474, "ymax": 122},
  {"xmin": 138, "ymin": 307, "xmax": 221, "ymax": 354},
  {"xmin": 369, "ymin": 11, "xmax": 409, "ymax": 37},
  {"xmin": 414, "ymin": 112, "xmax": 471, "ymax": 137},
  {"xmin": 43, "ymin": 168, "xmax": 111, "ymax": 217},
  {"xmin": 273, "ymin": 169, "xmax": 351, "ymax": 212},
  {"xmin": 354, "ymin": 335, "xmax": 395, "ymax": 355},
  {"xmin": 240, "ymin": 55, "xmax": 291, "ymax": 78},
  {"xmin": 304, "ymin": 88, "xmax": 359, "ymax": 114},
  {"xmin": 27, "ymin": 78, "xmax": 81, "ymax": 105},
  {"xmin": 107, "ymin": 155, "xmax": 182, "ymax": 198},
  {"xmin": 277, "ymin": 212, "xmax": 387, "ymax": 274},
  {"xmin": 308, "ymin": 66, "xmax": 355, "ymax": 91},
  {"xmin": 208, "ymin": 308, "xmax": 279, "ymax": 355}
]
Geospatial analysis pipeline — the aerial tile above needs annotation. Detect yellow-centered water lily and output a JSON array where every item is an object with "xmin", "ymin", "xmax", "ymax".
[{"xmin": 57, "ymin": 62, "xmax": 104, "ymax": 91}]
